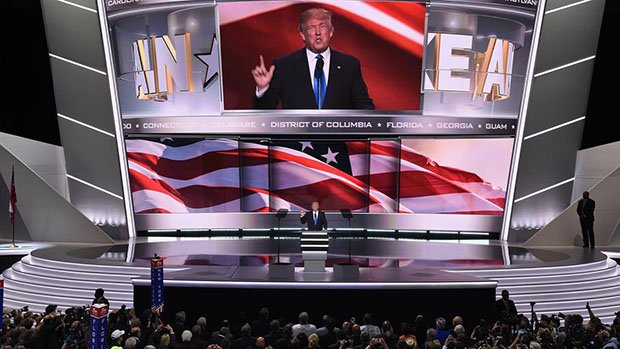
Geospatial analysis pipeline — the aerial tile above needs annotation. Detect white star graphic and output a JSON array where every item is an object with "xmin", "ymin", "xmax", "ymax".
[
  {"xmin": 261, "ymin": 123, "xmax": 266, "ymax": 127},
  {"xmin": 377, "ymin": 122, "xmax": 382, "ymax": 127},
  {"xmin": 195, "ymin": 35, "xmax": 220, "ymax": 89},
  {"xmin": 321, "ymin": 147, "xmax": 339, "ymax": 164},
  {"xmin": 300, "ymin": 141, "xmax": 313, "ymax": 151}
]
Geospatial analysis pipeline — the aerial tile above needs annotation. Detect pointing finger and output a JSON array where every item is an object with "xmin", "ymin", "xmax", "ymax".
[{"xmin": 259, "ymin": 54, "xmax": 265, "ymax": 69}]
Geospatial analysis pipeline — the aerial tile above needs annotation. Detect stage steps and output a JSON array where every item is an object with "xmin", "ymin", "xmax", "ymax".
[
  {"xmin": 446, "ymin": 258, "xmax": 620, "ymax": 323},
  {"xmin": 2, "ymin": 254, "xmax": 147, "ymax": 311},
  {"xmin": 3, "ymin": 244, "xmax": 620, "ymax": 324}
]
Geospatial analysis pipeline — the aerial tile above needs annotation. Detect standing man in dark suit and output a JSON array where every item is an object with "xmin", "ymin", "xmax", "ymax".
[
  {"xmin": 493, "ymin": 289, "xmax": 518, "ymax": 321},
  {"xmin": 577, "ymin": 191, "xmax": 596, "ymax": 248},
  {"xmin": 251, "ymin": 8, "xmax": 374, "ymax": 110},
  {"xmin": 300, "ymin": 201, "xmax": 328, "ymax": 230}
]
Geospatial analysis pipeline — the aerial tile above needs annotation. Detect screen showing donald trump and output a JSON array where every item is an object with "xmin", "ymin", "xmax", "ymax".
[
  {"xmin": 108, "ymin": 0, "xmax": 536, "ymax": 136},
  {"xmin": 219, "ymin": 1, "xmax": 425, "ymax": 111}
]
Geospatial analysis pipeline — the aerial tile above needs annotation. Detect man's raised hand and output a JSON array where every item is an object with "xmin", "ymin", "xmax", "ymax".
[{"xmin": 251, "ymin": 54, "xmax": 275, "ymax": 90}]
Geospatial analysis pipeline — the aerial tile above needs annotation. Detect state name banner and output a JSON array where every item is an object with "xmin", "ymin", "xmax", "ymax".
[
  {"xmin": 89, "ymin": 303, "xmax": 109, "ymax": 349},
  {"xmin": 0, "ymin": 279, "xmax": 4, "ymax": 331},
  {"xmin": 151, "ymin": 257, "xmax": 164, "ymax": 312}
]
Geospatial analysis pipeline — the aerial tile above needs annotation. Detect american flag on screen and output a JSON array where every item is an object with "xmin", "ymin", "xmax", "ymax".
[{"xmin": 126, "ymin": 138, "xmax": 506, "ymax": 215}]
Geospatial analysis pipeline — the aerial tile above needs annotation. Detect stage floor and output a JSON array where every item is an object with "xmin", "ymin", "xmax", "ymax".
[
  {"xmin": 39, "ymin": 237, "xmax": 596, "ymax": 269},
  {"xmin": 2, "ymin": 237, "xmax": 619, "ymax": 323}
]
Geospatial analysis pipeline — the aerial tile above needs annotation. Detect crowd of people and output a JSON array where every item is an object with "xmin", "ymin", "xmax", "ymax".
[{"xmin": 0, "ymin": 290, "xmax": 618, "ymax": 349}]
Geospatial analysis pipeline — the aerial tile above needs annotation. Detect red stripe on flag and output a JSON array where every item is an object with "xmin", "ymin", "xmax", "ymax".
[{"xmin": 126, "ymin": 139, "xmax": 506, "ymax": 215}]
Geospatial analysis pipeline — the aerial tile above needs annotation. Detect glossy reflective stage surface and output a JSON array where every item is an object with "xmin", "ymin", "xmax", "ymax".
[
  {"xmin": 27, "ymin": 238, "xmax": 605, "ymax": 287},
  {"xmin": 56, "ymin": 238, "xmax": 589, "ymax": 268}
]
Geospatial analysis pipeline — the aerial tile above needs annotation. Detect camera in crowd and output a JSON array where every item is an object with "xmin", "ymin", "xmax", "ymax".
[
  {"xmin": 62, "ymin": 305, "xmax": 90, "ymax": 349},
  {"xmin": 3, "ymin": 306, "xmax": 28, "ymax": 319},
  {"xmin": 342, "ymin": 335, "xmax": 354, "ymax": 348},
  {"xmin": 370, "ymin": 336, "xmax": 386, "ymax": 349},
  {"xmin": 65, "ymin": 305, "xmax": 88, "ymax": 323},
  {"xmin": 475, "ymin": 325, "xmax": 490, "ymax": 340}
]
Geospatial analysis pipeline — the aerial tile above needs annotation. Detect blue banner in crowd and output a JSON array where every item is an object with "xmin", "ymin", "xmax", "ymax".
[
  {"xmin": 0, "ymin": 279, "xmax": 4, "ymax": 331},
  {"xmin": 89, "ymin": 303, "xmax": 109, "ymax": 349},
  {"xmin": 151, "ymin": 257, "xmax": 164, "ymax": 312}
]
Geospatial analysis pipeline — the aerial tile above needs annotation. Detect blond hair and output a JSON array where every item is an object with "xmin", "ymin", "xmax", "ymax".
[
  {"xmin": 308, "ymin": 333, "xmax": 320, "ymax": 348},
  {"xmin": 161, "ymin": 333, "xmax": 171, "ymax": 346},
  {"xmin": 299, "ymin": 8, "xmax": 333, "ymax": 32}
]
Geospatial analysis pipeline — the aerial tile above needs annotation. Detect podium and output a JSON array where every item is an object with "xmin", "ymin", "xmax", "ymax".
[{"xmin": 300, "ymin": 230, "xmax": 329, "ymax": 272}]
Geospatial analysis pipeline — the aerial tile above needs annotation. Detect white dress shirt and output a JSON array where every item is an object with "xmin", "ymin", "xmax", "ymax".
[
  {"xmin": 306, "ymin": 47, "xmax": 331, "ymax": 91},
  {"xmin": 256, "ymin": 47, "xmax": 331, "ymax": 98},
  {"xmin": 292, "ymin": 323, "xmax": 317, "ymax": 338}
]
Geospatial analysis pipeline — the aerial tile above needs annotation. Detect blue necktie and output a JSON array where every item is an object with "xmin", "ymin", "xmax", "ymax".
[
  {"xmin": 313, "ymin": 54, "xmax": 326, "ymax": 109},
  {"xmin": 313, "ymin": 212, "xmax": 318, "ymax": 225}
]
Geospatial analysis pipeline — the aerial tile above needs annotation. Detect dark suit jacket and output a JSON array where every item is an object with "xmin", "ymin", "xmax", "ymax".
[
  {"xmin": 176, "ymin": 342, "xmax": 197, "ymax": 349},
  {"xmin": 301, "ymin": 210, "xmax": 328, "ymax": 230},
  {"xmin": 577, "ymin": 198, "xmax": 595, "ymax": 221},
  {"xmin": 232, "ymin": 336, "xmax": 256, "ymax": 349},
  {"xmin": 190, "ymin": 337, "xmax": 208, "ymax": 349},
  {"xmin": 493, "ymin": 298, "xmax": 518, "ymax": 320},
  {"xmin": 264, "ymin": 330, "xmax": 286, "ymax": 347},
  {"xmin": 253, "ymin": 48, "xmax": 375, "ymax": 109},
  {"xmin": 319, "ymin": 330, "xmax": 338, "ymax": 349}
]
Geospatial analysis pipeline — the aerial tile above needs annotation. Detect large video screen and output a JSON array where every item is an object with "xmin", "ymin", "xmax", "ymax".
[
  {"xmin": 126, "ymin": 137, "xmax": 513, "ymax": 230},
  {"xmin": 105, "ymin": 0, "xmax": 538, "ymax": 135}
]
